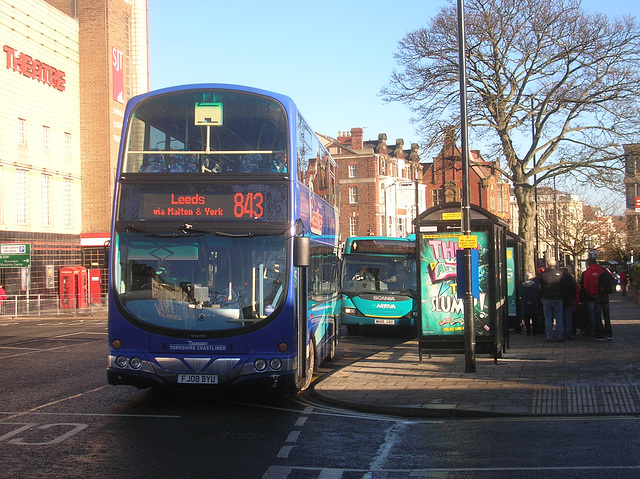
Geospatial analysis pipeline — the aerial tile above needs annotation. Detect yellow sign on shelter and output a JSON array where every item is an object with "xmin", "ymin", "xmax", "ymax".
[{"xmin": 458, "ymin": 235, "xmax": 478, "ymax": 249}]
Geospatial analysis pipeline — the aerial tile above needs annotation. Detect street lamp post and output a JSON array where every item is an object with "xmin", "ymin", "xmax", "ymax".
[{"xmin": 457, "ymin": 0, "xmax": 476, "ymax": 373}]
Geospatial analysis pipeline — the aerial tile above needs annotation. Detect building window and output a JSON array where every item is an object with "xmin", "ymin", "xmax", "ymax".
[
  {"xmin": 41, "ymin": 174, "xmax": 52, "ymax": 226},
  {"xmin": 17, "ymin": 169, "xmax": 28, "ymax": 224},
  {"xmin": 43, "ymin": 126, "xmax": 50, "ymax": 151},
  {"xmin": 125, "ymin": 14, "xmax": 132, "ymax": 100},
  {"xmin": 65, "ymin": 133, "xmax": 72, "ymax": 157},
  {"xmin": 432, "ymin": 189, "xmax": 443, "ymax": 206},
  {"xmin": 64, "ymin": 178, "xmax": 73, "ymax": 228},
  {"xmin": 0, "ymin": 166, "xmax": 3, "ymax": 223},
  {"xmin": 18, "ymin": 118, "xmax": 27, "ymax": 146},
  {"xmin": 626, "ymin": 155, "xmax": 636, "ymax": 176},
  {"xmin": 497, "ymin": 185, "xmax": 503, "ymax": 212},
  {"xmin": 349, "ymin": 186, "xmax": 358, "ymax": 204},
  {"xmin": 398, "ymin": 217, "xmax": 406, "ymax": 237},
  {"xmin": 349, "ymin": 216, "xmax": 358, "ymax": 237},
  {"xmin": 348, "ymin": 164, "xmax": 357, "ymax": 178},
  {"xmin": 444, "ymin": 186, "xmax": 457, "ymax": 203}
]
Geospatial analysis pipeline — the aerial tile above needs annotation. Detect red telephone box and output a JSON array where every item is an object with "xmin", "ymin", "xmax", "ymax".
[
  {"xmin": 59, "ymin": 267, "xmax": 75, "ymax": 309},
  {"xmin": 59, "ymin": 266, "xmax": 89, "ymax": 309},
  {"xmin": 76, "ymin": 266, "xmax": 88, "ymax": 308},
  {"xmin": 89, "ymin": 268, "xmax": 102, "ymax": 304}
]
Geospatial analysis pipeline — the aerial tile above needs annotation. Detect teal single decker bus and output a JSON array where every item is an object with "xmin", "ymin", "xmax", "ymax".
[{"xmin": 340, "ymin": 236, "xmax": 417, "ymax": 333}]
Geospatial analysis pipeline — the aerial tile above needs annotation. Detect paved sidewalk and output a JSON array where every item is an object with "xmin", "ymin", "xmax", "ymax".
[{"xmin": 313, "ymin": 295, "xmax": 640, "ymax": 417}]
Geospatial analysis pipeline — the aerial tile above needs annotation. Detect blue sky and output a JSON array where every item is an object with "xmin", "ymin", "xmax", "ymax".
[{"xmin": 148, "ymin": 0, "xmax": 639, "ymax": 153}]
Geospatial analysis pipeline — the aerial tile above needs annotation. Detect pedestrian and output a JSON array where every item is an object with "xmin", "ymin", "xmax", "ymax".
[
  {"xmin": 620, "ymin": 270, "xmax": 628, "ymax": 296},
  {"xmin": 538, "ymin": 258, "xmax": 565, "ymax": 342},
  {"xmin": 581, "ymin": 257, "xmax": 599, "ymax": 336},
  {"xmin": 595, "ymin": 266, "xmax": 615, "ymax": 340},
  {"xmin": 574, "ymin": 279, "xmax": 589, "ymax": 334},
  {"xmin": 561, "ymin": 267, "xmax": 578, "ymax": 339},
  {"xmin": 0, "ymin": 284, "xmax": 6, "ymax": 315},
  {"xmin": 582, "ymin": 258, "xmax": 613, "ymax": 340},
  {"xmin": 518, "ymin": 272, "xmax": 540, "ymax": 336}
]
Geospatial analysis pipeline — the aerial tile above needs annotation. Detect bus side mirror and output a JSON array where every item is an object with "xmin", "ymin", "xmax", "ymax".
[
  {"xmin": 103, "ymin": 240, "xmax": 110, "ymax": 269},
  {"xmin": 294, "ymin": 236, "xmax": 310, "ymax": 267}
]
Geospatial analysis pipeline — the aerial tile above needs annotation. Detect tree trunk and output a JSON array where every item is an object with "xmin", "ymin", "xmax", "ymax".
[{"xmin": 513, "ymin": 185, "xmax": 537, "ymax": 275}]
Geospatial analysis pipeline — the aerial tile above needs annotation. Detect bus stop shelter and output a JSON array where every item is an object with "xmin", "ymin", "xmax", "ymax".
[{"xmin": 416, "ymin": 203, "xmax": 509, "ymax": 362}]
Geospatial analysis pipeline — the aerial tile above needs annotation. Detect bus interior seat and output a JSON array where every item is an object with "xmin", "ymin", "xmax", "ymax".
[
  {"xmin": 139, "ymin": 154, "xmax": 168, "ymax": 173},
  {"xmin": 239, "ymin": 153, "xmax": 262, "ymax": 173},
  {"xmin": 169, "ymin": 154, "xmax": 199, "ymax": 173}
]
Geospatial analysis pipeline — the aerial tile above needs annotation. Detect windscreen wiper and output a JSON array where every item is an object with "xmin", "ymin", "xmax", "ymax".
[
  {"xmin": 126, "ymin": 224, "xmax": 191, "ymax": 238},
  {"xmin": 179, "ymin": 223, "xmax": 277, "ymax": 238},
  {"xmin": 179, "ymin": 224, "xmax": 207, "ymax": 235},
  {"xmin": 125, "ymin": 224, "xmax": 169, "ymax": 237}
]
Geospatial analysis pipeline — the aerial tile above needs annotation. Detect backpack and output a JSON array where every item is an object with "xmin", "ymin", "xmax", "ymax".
[{"xmin": 598, "ymin": 270, "xmax": 617, "ymax": 295}]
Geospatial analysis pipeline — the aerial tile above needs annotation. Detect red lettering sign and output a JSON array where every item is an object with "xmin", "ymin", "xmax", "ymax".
[
  {"xmin": 3, "ymin": 45, "xmax": 65, "ymax": 91},
  {"xmin": 170, "ymin": 194, "xmax": 206, "ymax": 205},
  {"xmin": 635, "ymin": 197, "xmax": 640, "ymax": 211}
]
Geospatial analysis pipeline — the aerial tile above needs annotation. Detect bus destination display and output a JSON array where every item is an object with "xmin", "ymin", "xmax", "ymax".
[
  {"xmin": 350, "ymin": 239, "xmax": 416, "ymax": 255},
  {"xmin": 118, "ymin": 183, "xmax": 288, "ymax": 222},
  {"xmin": 143, "ymin": 192, "xmax": 264, "ymax": 219}
]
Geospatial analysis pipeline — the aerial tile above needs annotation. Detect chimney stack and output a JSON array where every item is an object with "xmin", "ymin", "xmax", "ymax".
[{"xmin": 350, "ymin": 127, "xmax": 364, "ymax": 150}]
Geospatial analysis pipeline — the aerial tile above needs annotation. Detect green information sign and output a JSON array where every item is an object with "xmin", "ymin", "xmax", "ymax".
[{"xmin": 0, "ymin": 244, "xmax": 31, "ymax": 268}]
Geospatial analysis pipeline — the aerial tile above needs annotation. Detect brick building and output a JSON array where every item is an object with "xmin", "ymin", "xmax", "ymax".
[
  {"xmin": 0, "ymin": 0, "xmax": 147, "ymax": 297},
  {"xmin": 421, "ymin": 129, "xmax": 511, "ymax": 224},
  {"xmin": 624, "ymin": 143, "xmax": 640, "ymax": 232},
  {"xmin": 321, "ymin": 128, "xmax": 425, "ymax": 241}
]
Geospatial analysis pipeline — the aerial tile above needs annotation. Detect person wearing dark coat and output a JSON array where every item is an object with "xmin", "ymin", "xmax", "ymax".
[
  {"xmin": 518, "ymin": 272, "xmax": 540, "ymax": 336},
  {"xmin": 538, "ymin": 258, "xmax": 565, "ymax": 341}
]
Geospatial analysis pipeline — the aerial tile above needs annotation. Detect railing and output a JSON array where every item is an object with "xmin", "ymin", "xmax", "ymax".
[{"xmin": 0, "ymin": 293, "xmax": 108, "ymax": 317}]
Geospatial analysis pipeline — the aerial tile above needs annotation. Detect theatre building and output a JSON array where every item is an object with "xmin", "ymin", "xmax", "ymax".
[{"xmin": 0, "ymin": 0, "xmax": 148, "ymax": 304}]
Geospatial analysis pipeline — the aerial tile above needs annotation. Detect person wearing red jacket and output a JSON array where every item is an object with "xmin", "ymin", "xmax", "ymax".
[
  {"xmin": 582, "ymin": 257, "xmax": 613, "ymax": 340},
  {"xmin": 620, "ymin": 270, "xmax": 628, "ymax": 296}
]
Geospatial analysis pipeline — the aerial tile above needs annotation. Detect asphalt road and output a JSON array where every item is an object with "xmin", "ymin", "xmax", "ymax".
[{"xmin": 1, "ymin": 317, "xmax": 639, "ymax": 478}]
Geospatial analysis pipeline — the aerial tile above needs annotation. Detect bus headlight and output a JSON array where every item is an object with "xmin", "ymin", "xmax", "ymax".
[
  {"xmin": 269, "ymin": 358, "xmax": 283, "ymax": 370},
  {"xmin": 129, "ymin": 357, "xmax": 142, "ymax": 370},
  {"xmin": 115, "ymin": 356, "xmax": 128, "ymax": 368},
  {"xmin": 343, "ymin": 307, "xmax": 356, "ymax": 315},
  {"xmin": 254, "ymin": 359, "xmax": 268, "ymax": 371}
]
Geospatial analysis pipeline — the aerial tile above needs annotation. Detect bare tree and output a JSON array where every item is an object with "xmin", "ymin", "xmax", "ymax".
[
  {"xmin": 537, "ymin": 198, "xmax": 614, "ymax": 267},
  {"xmin": 600, "ymin": 217, "xmax": 640, "ymax": 264},
  {"xmin": 383, "ymin": 0, "xmax": 640, "ymax": 272}
]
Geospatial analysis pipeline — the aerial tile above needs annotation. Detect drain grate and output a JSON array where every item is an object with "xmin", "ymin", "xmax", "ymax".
[{"xmin": 531, "ymin": 386, "xmax": 640, "ymax": 414}]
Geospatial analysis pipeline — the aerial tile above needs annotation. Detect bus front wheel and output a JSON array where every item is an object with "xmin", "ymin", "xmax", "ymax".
[{"xmin": 346, "ymin": 324, "xmax": 360, "ymax": 334}]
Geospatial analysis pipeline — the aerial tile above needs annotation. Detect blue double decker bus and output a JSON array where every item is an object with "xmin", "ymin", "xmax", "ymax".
[
  {"xmin": 340, "ymin": 236, "xmax": 417, "ymax": 333},
  {"xmin": 107, "ymin": 84, "xmax": 340, "ymax": 392}
]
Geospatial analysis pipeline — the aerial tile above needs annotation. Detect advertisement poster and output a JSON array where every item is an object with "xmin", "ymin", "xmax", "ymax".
[
  {"xmin": 419, "ymin": 231, "xmax": 490, "ymax": 337},
  {"xmin": 506, "ymin": 247, "xmax": 516, "ymax": 317}
]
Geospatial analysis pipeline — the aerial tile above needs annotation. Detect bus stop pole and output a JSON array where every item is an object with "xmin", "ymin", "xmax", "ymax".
[{"xmin": 457, "ymin": 0, "xmax": 476, "ymax": 373}]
